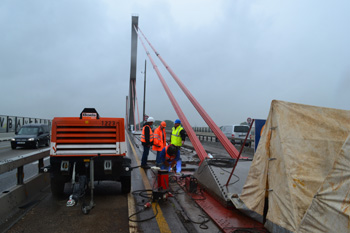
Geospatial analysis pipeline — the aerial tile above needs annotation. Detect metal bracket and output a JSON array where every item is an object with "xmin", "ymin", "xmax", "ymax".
[
  {"xmin": 60, "ymin": 161, "xmax": 69, "ymax": 172},
  {"xmin": 104, "ymin": 160, "xmax": 112, "ymax": 171}
]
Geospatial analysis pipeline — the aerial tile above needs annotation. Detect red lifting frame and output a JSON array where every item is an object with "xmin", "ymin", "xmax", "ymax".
[
  {"xmin": 134, "ymin": 26, "xmax": 209, "ymax": 162},
  {"xmin": 138, "ymin": 27, "xmax": 239, "ymax": 160}
]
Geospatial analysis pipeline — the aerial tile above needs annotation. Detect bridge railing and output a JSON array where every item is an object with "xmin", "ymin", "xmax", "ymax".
[
  {"xmin": 165, "ymin": 130, "xmax": 254, "ymax": 147},
  {"xmin": 0, "ymin": 149, "xmax": 50, "ymax": 220},
  {"xmin": 0, "ymin": 149, "xmax": 49, "ymax": 185},
  {"xmin": 0, "ymin": 115, "xmax": 51, "ymax": 133}
]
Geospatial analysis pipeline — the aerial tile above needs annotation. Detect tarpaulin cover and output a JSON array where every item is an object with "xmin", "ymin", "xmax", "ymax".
[{"xmin": 237, "ymin": 100, "xmax": 350, "ymax": 233}]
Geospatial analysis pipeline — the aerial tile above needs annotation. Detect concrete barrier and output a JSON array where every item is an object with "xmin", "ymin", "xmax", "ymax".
[
  {"xmin": 0, "ymin": 149, "xmax": 51, "ymax": 223},
  {"xmin": 0, "ymin": 173, "xmax": 50, "ymax": 222}
]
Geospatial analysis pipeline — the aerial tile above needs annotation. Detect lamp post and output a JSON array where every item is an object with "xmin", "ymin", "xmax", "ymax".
[{"xmin": 142, "ymin": 60, "xmax": 146, "ymax": 124}]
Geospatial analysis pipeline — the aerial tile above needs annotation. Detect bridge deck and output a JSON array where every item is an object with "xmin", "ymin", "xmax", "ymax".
[{"xmin": 0, "ymin": 131, "xmax": 265, "ymax": 233}]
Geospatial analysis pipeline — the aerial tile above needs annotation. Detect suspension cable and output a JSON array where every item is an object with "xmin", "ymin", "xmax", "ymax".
[
  {"xmin": 137, "ymin": 27, "xmax": 239, "ymax": 160},
  {"xmin": 133, "ymin": 25, "xmax": 208, "ymax": 161}
]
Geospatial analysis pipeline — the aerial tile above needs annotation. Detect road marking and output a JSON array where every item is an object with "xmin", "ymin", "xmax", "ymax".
[
  {"xmin": 127, "ymin": 192, "xmax": 138, "ymax": 233},
  {"xmin": 126, "ymin": 132, "xmax": 171, "ymax": 233},
  {"xmin": 125, "ymin": 133, "xmax": 139, "ymax": 233}
]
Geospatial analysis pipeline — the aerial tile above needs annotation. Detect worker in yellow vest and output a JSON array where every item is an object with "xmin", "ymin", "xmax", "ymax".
[
  {"xmin": 141, "ymin": 117, "xmax": 154, "ymax": 169},
  {"xmin": 170, "ymin": 119, "xmax": 186, "ymax": 174},
  {"xmin": 153, "ymin": 121, "xmax": 167, "ymax": 167},
  {"xmin": 171, "ymin": 119, "xmax": 186, "ymax": 147}
]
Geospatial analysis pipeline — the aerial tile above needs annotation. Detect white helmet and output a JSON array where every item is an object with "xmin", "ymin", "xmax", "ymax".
[{"xmin": 147, "ymin": 117, "xmax": 154, "ymax": 122}]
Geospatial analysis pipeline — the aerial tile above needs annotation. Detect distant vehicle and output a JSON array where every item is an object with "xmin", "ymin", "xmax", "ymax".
[
  {"xmin": 220, "ymin": 124, "xmax": 250, "ymax": 145},
  {"xmin": 11, "ymin": 124, "xmax": 50, "ymax": 149}
]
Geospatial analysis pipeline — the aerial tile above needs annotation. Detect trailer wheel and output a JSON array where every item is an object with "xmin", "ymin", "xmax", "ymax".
[
  {"xmin": 121, "ymin": 176, "xmax": 131, "ymax": 194},
  {"xmin": 50, "ymin": 178, "xmax": 65, "ymax": 197}
]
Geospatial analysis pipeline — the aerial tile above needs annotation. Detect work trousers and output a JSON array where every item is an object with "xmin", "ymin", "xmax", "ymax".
[
  {"xmin": 156, "ymin": 151, "xmax": 162, "ymax": 166},
  {"xmin": 141, "ymin": 145, "xmax": 150, "ymax": 166}
]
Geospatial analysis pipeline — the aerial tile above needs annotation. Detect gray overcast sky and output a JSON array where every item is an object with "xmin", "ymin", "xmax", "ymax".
[{"xmin": 1, "ymin": 0, "xmax": 350, "ymax": 126}]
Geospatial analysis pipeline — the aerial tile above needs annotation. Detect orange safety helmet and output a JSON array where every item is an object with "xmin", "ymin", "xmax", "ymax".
[{"xmin": 161, "ymin": 121, "xmax": 166, "ymax": 127}]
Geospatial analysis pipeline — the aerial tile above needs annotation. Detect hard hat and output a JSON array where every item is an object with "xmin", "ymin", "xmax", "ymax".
[
  {"xmin": 161, "ymin": 121, "xmax": 166, "ymax": 127},
  {"xmin": 147, "ymin": 117, "xmax": 154, "ymax": 122},
  {"xmin": 167, "ymin": 144, "xmax": 178, "ymax": 155},
  {"xmin": 174, "ymin": 119, "xmax": 181, "ymax": 124}
]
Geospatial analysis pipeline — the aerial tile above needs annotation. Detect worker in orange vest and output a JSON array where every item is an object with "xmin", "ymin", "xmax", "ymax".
[
  {"xmin": 159, "ymin": 144, "xmax": 181, "ymax": 175},
  {"xmin": 141, "ymin": 117, "xmax": 154, "ymax": 169},
  {"xmin": 152, "ymin": 121, "xmax": 167, "ymax": 167}
]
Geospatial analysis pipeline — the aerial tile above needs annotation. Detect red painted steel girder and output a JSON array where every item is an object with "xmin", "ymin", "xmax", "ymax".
[
  {"xmin": 195, "ymin": 186, "xmax": 267, "ymax": 232},
  {"xmin": 134, "ymin": 26, "xmax": 209, "ymax": 161},
  {"xmin": 138, "ymin": 27, "xmax": 239, "ymax": 160}
]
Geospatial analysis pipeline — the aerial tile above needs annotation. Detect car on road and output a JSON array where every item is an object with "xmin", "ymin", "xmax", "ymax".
[
  {"xmin": 220, "ymin": 124, "xmax": 250, "ymax": 146},
  {"xmin": 11, "ymin": 124, "xmax": 50, "ymax": 149}
]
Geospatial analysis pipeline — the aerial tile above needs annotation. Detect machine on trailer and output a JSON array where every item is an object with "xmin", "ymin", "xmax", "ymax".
[{"xmin": 48, "ymin": 108, "xmax": 131, "ymax": 210}]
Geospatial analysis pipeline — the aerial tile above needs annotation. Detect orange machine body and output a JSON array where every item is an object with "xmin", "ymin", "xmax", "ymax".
[{"xmin": 50, "ymin": 117, "xmax": 126, "ymax": 157}]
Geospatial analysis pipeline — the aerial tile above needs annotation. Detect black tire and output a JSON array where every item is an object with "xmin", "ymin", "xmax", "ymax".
[
  {"xmin": 121, "ymin": 176, "xmax": 131, "ymax": 194},
  {"xmin": 34, "ymin": 140, "xmax": 39, "ymax": 149},
  {"xmin": 51, "ymin": 178, "xmax": 65, "ymax": 197},
  {"xmin": 45, "ymin": 138, "xmax": 50, "ymax": 146},
  {"xmin": 11, "ymin": 144, "xmax": 16, "ymax": 149}
]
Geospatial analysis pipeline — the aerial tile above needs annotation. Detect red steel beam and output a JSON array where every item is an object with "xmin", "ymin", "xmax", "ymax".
[
  {"xmin": 138, "ymin": 27, "xmax": 239, "ymax": 159},
  {"xmin": 133, "ymin": 26, "xmax": 209, "ymax": 162}
]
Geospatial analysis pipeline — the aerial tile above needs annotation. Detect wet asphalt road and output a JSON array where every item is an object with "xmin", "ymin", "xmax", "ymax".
[
  {"xmin": 0, "ymin": 133, "xmax": 255, "ymax": 233},
  {"xmin": 6, "ymin": 182, "xmax": 129, "ymax": 233}
]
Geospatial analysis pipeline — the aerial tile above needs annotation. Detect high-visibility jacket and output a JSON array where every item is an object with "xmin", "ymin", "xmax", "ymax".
[
  {"xmin": 160, "ymin": 145, "xmax": 181, "ymax": 172},
  {"xmin": 171, "ymin": 126, "xmax": 183, "ymax": 146},
  {"xmin": 165, "ymin": 145, "xmax": 177, "ymax": 161},
  {"xmin": 152, "ymin": 126, "xmax": 166, "ymax": 151},
  {"xmin": 141, "ymin": 125, "xmax": 153, "ymax": 144},
  {"xmin": 162, "ymin": 145, "xmax": 178, "ymax": 167}
]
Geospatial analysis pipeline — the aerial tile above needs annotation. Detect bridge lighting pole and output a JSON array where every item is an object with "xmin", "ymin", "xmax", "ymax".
[{"xmin": 142, "ymin": 60, "xmax": 146, "ymax": 124}]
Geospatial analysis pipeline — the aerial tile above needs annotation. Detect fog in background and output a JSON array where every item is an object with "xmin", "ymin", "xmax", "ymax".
[{"xmin": 1, "ymin": 0, "xmax": 349, "ymax": 126}]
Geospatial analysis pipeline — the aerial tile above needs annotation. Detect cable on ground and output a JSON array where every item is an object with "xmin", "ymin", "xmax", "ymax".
[
  {"xmin": 128, "ymin": 200, "xmax": 160, "ymax": 223},
  {"xmin": 168, "ymin": 175, "xmax": 211, "ymax": 229}
]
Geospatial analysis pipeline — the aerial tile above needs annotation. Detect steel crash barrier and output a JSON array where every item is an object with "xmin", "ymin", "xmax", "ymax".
[
  {"xmin": 164, "ymin": 130, "xmax": 254, "ymax": 147},
  {"xmin": 197, "ymin": 134, "xmax": 253, "ymax": 144},
  {"xmin": 0, "ymin": 149, "xmax": 50, "ymax": 220}
]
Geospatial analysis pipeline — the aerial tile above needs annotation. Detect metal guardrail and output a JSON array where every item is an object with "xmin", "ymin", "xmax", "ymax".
[
  {"xmin": 164, "ymin": 130, "xmax": 254, "ymax": 147},
  {"xmin": 196, "ymin": 134, "xmax": 253, "ymax": 147},
  {"xmin": 0, "ymin": 149, "xmax": 49, "ymax": 185},
  {"xmin": 198, "ymin": 134, "xmax": 254, "ymax": 142},
  {"xmin": 0, "ymin": 149, "xmax": 51, "ymax": 222}
]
